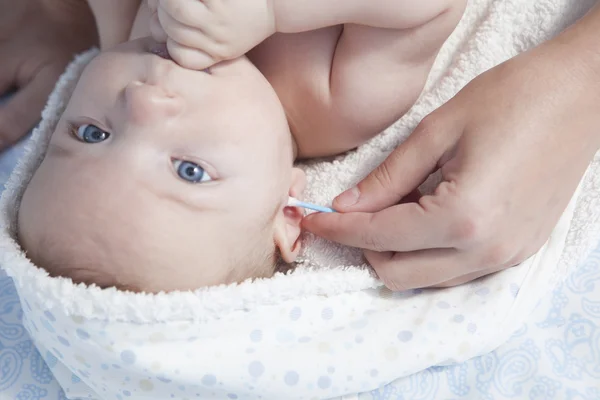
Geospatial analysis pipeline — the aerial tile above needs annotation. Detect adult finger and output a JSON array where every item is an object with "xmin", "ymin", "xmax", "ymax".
[
  {"xmin": 0, "ymin": 65, "xmax": 58, "ymax": 147},
  {"xmin": 333, "ymin": 114, "xmax": 458, "ymax": 213},
  {"xmin": 166, "ymin": 38, "xmax": 216, "ymax": 70},
  {"xmin": 302, "ymin": 200, "xmax": 454, "ymax": 252},
  {"xmin": 365, "ymin": 248, "xmax": 470, "ymax": 291}
]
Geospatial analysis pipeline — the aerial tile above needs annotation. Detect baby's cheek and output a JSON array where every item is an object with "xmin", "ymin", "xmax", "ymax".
[
  {"xmin": 230, "ymin": 255, "xmax": 277, "ymax": 285},
  {"xmin": 239, "ymin": 238, "xmax": 278, "ymax": 283}
]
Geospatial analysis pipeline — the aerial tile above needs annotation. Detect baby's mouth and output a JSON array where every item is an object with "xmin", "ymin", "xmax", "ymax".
[
  {"xmin": 148, "ymin": 42, "xmax": 212, "ymax": 74},
  {"xmin": 149, "ymin": 43, "xmax": 171, "ymax": 60}
]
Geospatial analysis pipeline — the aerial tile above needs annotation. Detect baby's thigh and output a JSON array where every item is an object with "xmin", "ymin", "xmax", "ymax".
[
  {"xmin": 339, "ymin": 0, "xmax": 467, "ymax": 75},
  {"xmin": 331, "ymin": 3, "xmax": 467, "ymax": 123},
  {"xmin": 129, "ymin": 1, "xmax": 153, "ymax": 40}
]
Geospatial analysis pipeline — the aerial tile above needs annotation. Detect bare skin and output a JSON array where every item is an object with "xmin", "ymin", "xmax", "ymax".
[{"xmin": 248, "ymin": 16, "xmax": 464, "ymax": 157}]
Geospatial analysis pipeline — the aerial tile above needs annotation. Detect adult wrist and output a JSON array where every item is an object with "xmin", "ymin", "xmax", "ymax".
[
  {"xmin": 554, "ymin": 4, "xmax": 600, "ymax": 151},
  {"xmin": 509, "ymin": 9, "xmax": 600, "ymax": 155},
  {"xmin": 551, "ymin": 4, "xmax": 600, "ymax": 85}
]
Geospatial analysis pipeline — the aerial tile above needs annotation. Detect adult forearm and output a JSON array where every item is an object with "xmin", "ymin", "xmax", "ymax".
[
  {"xmin": 87, "ymin": 0, "xmax": 140, "ymax": 49},
  {"xmin": 552, "ymin": 3, "xmax": 600, "ymax": 70},
  {"xmin": 272, "ymin": 0, "xmax": 452, "ymax": 33},
  {"xmin": 543, "ymin": 2, "xmax": 600, "ymax": 147}
]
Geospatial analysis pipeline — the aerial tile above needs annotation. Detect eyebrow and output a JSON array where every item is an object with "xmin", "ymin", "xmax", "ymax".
[{"xmin": 136, "ymin": 174, "xmax": 218, "ymax": 214}]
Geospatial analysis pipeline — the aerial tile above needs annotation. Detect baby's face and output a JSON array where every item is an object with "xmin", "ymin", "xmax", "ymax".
[{"xmin": 18, "ymin": 38, "xmax": 304, "ymax": 292}]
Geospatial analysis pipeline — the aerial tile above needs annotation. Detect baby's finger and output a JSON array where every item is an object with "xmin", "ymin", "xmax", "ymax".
[
  {"xmin": 150, "ymin": 11, "xmax": 168, "ymax": 43},
  {"xmin": 366, "ymin": 248, "xmax": 469, "ymax": 291},
  {"xmin": 159, "ymin": 0, "xmax": 209, "ymax": 28},
  {"xmin": 157, "ymin": 6, "xmax": 213, "ymax": 49},
  {"xmin": 167, "ymin": 38, "xmax": 216, "ymax": 70}
]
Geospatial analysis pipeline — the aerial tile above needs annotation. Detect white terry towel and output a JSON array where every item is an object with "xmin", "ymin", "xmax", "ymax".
[{"xmin": 0, "ymin": 0, "xmax": 599, "ymax": 399}]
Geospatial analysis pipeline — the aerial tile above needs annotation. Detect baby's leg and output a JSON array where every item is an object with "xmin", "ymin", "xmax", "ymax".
[
  {"xmin": 129, "ymin": 1, "xmax": 153, "ymax": 40},
  {"xmin": 322, "ymin": 1, "xmax": 467, "ymax": 153}
]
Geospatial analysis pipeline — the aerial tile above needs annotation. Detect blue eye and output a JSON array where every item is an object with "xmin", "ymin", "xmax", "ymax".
[
  {"xmin": 75, "ymin": 124, "xmax": 110, "ymax": 143},
  {"xmin": 172, "ymin": 160, "xmax": 213, "ymax": 183}
]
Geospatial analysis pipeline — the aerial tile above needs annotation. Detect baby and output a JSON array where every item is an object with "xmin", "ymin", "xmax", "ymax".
[{"xmin": 16, "ymin": 0, "xmax": 465, "ymax": 293}]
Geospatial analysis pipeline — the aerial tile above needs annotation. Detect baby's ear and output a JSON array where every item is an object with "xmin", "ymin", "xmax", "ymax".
[{"xmin": 274, "ymin": 168, "xmax": 306, "ymax": 263}]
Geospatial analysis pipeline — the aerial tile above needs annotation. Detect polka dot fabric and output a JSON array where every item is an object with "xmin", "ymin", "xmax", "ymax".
[
  {"xmin": 15, "ymin": 217, "xmax": 577, "ymax": 400},
  {"xmin": 21, "ymin": 284, "xmax": 517, "ymax": 399}
]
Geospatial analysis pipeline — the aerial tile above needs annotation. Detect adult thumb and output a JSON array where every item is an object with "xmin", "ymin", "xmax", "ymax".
[{"xmin": 334, "ymin": 115, "xmax": 451, "ymax": 213}]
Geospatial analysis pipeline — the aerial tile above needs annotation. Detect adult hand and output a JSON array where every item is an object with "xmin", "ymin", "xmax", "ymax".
[
  {"xmin": 303, "ymin": 33, "xmax": 600, "ymax": 290},
  {"xmin": 0, "ymin": 0, "xmax": 97, "ymax": 149}
]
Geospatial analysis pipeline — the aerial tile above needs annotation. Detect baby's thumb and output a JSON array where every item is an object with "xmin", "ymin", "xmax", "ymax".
[
  {"xmin": 167, "ymin": 39, "xmax": 216, "ymax": 71},
  {"xmin": 334, "ymin": 115, "xmax": 452, "ymax": 213}
]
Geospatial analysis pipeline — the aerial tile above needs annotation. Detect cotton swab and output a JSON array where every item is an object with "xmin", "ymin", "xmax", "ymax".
[{"xmin": 287, "ymin": 196, "xmax": 336, "ymax": 213}]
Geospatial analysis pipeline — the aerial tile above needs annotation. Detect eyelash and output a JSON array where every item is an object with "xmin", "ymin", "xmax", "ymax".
[{"xmin": 67, "ymin": 122, "xmax": 78, "ymax": 139}]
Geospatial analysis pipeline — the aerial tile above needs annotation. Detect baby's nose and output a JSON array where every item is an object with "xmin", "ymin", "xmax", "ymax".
[{"xmin": 123, "ymin": 82, "xmax": 184, "ymax": 125}]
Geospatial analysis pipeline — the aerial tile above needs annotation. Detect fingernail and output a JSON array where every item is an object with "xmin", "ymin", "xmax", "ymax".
[{"xmin": 336, "ymin": 187, "xmax": 360, "ymax": 207}]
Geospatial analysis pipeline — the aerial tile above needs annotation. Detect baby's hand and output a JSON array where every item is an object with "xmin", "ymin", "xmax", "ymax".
[{"xmin": 148, "ymin": 0, "xmax": 276, "ymax": 70}]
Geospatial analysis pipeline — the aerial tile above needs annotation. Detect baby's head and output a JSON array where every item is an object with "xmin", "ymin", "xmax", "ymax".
[{"xmin": 17, "ymin": 38, "xmax": 305, "ymax": 293}]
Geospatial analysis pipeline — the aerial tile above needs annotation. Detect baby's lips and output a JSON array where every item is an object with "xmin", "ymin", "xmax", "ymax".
[
  {"xmin": 149, "ymin": 43, "xmax": 171, "ymax": 60},
  {"xmin": 149, "ymin": 43, "xmax": 212, "ymax": 74}
]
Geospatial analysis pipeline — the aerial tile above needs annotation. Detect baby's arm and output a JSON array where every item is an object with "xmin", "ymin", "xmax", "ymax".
[
  {"xmin": 87, "ymin": 0, "xmax": 141, "ymax": 49},
  {"xmin": 273, "ymin": 0, "xmax": 452, "ymax": 33}
]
